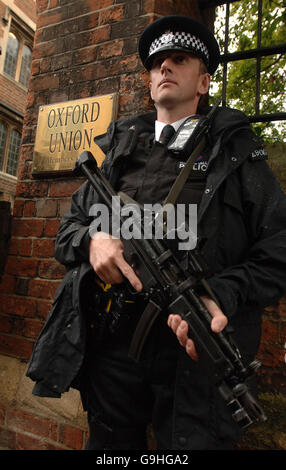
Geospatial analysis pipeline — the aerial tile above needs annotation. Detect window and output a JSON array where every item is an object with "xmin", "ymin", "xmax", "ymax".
[
  {"xmin": 0, "ymin": 123, "xmax": 7, "ymax": 171},
  {"xmin": 0, "ymin": 121, "xmax": 21, "ymax": 177},
  {"xmin": 3, "ymin": 32, "xmax": 19, "ymax": 78},
  {"xmin": 201, "ymin": 0, "xmax": 286, "ymax": 141},
  {"xmin": 3, "ymin": 25, "xmax": 33, "ymax": 89},
  {"xmin": 6, "ymin": 129, "xmax": 21, "ymax": 176},
  {"xmin": 19, "ymin": 44, "xmax": 33, "ymax": 87}
]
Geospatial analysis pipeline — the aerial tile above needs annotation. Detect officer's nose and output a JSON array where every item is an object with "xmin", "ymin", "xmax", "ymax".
[{"xmin": 160, "ymin": 57, "xmax": 172, "ymax": 72}]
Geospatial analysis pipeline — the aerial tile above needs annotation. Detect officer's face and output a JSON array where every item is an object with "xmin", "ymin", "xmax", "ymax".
[{"xmin": 149, "ymin": 51, "xmax": 210, "ymax": 114}]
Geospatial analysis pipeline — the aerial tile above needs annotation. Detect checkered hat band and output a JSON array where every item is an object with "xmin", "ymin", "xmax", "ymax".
[{"xmin": 149, "ymin": 31, "xmax": 209, "ymax": 63}]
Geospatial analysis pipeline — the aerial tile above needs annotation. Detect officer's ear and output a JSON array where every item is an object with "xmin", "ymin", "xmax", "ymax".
[{"xmin": 197, "ymin": 72, "xmax": 210, "ymax": 96}]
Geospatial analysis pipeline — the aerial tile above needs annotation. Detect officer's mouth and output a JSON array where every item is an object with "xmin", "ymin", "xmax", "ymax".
[{"xmin": 158, "ymin": 79, "xmax": 177, "ymax": 88}]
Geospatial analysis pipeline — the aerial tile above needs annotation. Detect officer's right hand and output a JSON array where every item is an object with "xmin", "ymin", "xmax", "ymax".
[{"xmin": 89, "ymin": 231, "xmax": 143, "ymax": 292}]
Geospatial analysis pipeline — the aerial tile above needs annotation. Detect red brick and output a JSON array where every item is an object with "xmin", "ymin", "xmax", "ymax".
[
  {"xmin": 1, "ymin": 312, "xmax": 26, "ymax": 335},
  {"xmin": 28, "ymin": 279, "xmax": 57, "ymax": 299},
  {"xmin": 45, "ymin": 218, "xmax": 60, "ymax": 237},
  {"xmin": 17, "ymin": 166, "xmax": 33, "ymax": 190},
  {"xmin": 38, "ymin": 259, "xmax": 66, "ymax": 279},
  {"xmin": 257, "ymin": 344, "xmax": 285, "ymax": 368},
  {"xmin": 49, "ymin": 180, "xmax": 82, "ymax": 197},
  {"xmin": 99, "ymin": 5, "xmax": 124, "ymax": 25},
  {"xmin": 22, "ymin": 318, "xmax": 44, "ymax": 339},
  {"xmin": 23, "ymin": 200, "xmax": 36, "ymax": 217},
  {"xmin": 16, "ymin": 181, "xmax": 48, "ymax": 198},
  {"xmin": 17, "ymin": 162, "xmax": 32, "ymax": 183},
  {"xmin": 19, "ymin": 144, "xmax": 35, "ymax": 163},
  {"xmin": 11, "ymin": 219, "xmax": 44, "ymax": 238},
  {"xmin": 14, "ymin": 0, "xmax": 37, "ymax": 22},
  {"xmin": 37, "ymin": 0, "xmax": 49, "ymax": 13},
  {"xmin": 37, "ymin": 299, "xmax": 53, "ymax": 320},
  {"xmin": 88, "ymin": 0, "xmax": 113, "ymax": 9},
  {"xmin": 32, "ymin": 38, "xmax": 56, "ymax": 60},
  {"xmin": 41, "ymin": 53, "xmax": 72, "ymax": 73},
  {"xmin": 36, "ymin": 9, "xmax": 62, "ymax": 28},
  {"xmin": 261, "ymin": 319, "xmax": 280, "ymax": 343},
  {"xmin": 31, "ymin": 60, "xmax": 40, "ymax": 76},
  {"xmin": 0, "ymin": 334, "xmax": 33, "ymax": 360},
  {"xmin": 8, "ymin": 238, "xmax": 32, "ymax": 257},
  {"xmin": 32, "ymin": 74, "xmax": 60, "ymax": 91},
  {"xmin": 98, "ymin": 40, "xmax": 123, "ymax": 59},
  {"xmin": 0, "ymin": 314, "xmax": 13, "ymax": 334},
  {"xmin": 0, "ymin": 314, "xmax": 42, "ymax": 339},
  {"xmin": 12, "ymin": 200, "xmax": 24, "ymax": 217},
  {"xmin": 32, "ymin": 239, "xmax": 55, "ymax": 258},
  {"xmin": 88, "ymin": 23, "xmax": 111, "ymax": 45},
  {"xmin": 0, "ymin": 295, "xmax": 37, "ymax": 317},
  {"xmin": 5, "ymin": 257, "xmax": 38, "ymax": 277},
  {"xmin": 58, "ymin": 198, "xmax": 71, "ymax": 217},
  {"xmin": 7, "ymin": 408, "xmax": 58, "ymax": 441},
  {"xmin": 73, "ymin": 46, "xmax": 98, "ymax": 66},
  {"xmin": 59, "ymin": 423, "xmax": 84, "ymax": 450},
  {"xmin": 36, "ymin": 199, "xmax": 58, "ymax": 217},
  {"xmin": 0, "ymin": 275, "xmax": 16, "ymax": 294}
]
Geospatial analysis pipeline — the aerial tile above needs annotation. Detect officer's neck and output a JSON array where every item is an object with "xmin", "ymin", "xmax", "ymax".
[{"xmin": 156, "ymin": 101, "xmax": 199, "ymax": 124}]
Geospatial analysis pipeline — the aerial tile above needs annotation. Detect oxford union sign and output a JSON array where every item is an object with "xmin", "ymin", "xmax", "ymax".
[{"xmin": 32, "ymin": 93, "xmax": 118, "ymax": 174}]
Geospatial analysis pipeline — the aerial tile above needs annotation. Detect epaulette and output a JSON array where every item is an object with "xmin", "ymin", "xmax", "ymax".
[{"xmin": 248, "ymin": 146, "xmax": 268, "ymax": 162}]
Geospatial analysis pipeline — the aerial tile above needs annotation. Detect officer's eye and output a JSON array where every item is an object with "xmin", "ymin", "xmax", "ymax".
[
  {"xmin": 174, "ymin": 55, "xmax": 187, "ymax": 64},
  {"xmin": 151, "ymin": 56, "xmax": 164, "ymax": 69}
]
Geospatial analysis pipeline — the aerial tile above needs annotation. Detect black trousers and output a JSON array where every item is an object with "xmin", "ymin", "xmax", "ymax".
[
  {"xmin": 82, "ymin": 307, "xmax": 241, "ymax": 451},
  {"xmin": 84, "ymin": 309, "xmax": 179, "ymax": 450}
]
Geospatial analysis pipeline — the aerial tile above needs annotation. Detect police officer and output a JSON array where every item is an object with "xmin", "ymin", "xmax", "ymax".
[
  {"xmin": 28, "ymin": 16, "xmax": 286, "ymax": 450},
  {"xmin": 89, "ymin": 15, "xmax": 227, "ymax": 364}
]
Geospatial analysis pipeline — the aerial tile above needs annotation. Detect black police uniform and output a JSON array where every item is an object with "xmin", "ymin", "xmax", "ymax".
[{"xmin": 27, "ymin": 106, "xmax": 286, "ymax": 450}]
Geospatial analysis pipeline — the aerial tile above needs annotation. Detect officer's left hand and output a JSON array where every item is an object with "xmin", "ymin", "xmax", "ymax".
[{"xmin": 167, "ymin": 296, "xmax": 228, "ymax": 361}]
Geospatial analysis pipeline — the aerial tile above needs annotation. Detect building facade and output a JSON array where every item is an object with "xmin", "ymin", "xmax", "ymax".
[{"xmin": 0, "ymin": 0, "xmax": 37, "ymax": 206}]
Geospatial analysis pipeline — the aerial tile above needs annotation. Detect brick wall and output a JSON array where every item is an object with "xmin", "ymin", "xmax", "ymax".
[
  {"xmin": 0, "ymin": 75, "xmax": 28, "ymax": 115},
  {"xmin": 0, "ymin": 0, "xmax": 285, "ymax": 451},
  {"xmin": 14, "ymin": 0, "xmax": 37, "ymax": 24}
]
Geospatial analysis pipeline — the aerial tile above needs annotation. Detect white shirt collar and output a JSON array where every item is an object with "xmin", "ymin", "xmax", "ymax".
[{"xmin": 155, "ymin": 115, "xmax": 194, "ymax": 141}]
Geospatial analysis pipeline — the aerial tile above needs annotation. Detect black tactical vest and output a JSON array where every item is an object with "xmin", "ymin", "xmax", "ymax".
[{"xmin": 116, "ymin": 131, "xmax": 209, "ymax": 207}]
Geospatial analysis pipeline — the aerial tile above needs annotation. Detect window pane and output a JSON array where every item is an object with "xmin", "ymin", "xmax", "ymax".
[
  {"xmin": 261, "ymin": 0, "xmax": 285, "ymax": 48},
  {"xmin": 260, "ymin": 54, "xmax": 286, "ymax": 115},
  {"xmin": 6, "ymin": 129, "xmax": 21, "ymax": 176},
  {"xmin": 214, "ymin": 4, "xmax": 227, "ymax": 54},
  {"xmin": 19, "ymin": 44, "xmax": 32, "ymax": 88},
  {"xmin": 4, "ymin": 32, "xmax": 19, "ymax": 78},
  {"xmin": 0, "ymin": 122, "xmax": 7, "ymax": 171},
  {"xmin": 228, "ymin": 0, "xmax": 257, "ymax": 53},
  {"xmin": 226, "ymin": 58, "xmax": 257, "ymax": 113}
]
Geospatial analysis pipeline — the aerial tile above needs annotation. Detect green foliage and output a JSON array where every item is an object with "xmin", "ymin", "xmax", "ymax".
[{"xmin": 209, "ymin": 0, "xmax": 286, "ymax": 142}]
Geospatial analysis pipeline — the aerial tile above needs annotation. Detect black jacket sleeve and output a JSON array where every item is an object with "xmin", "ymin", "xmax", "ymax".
[
  {"xmin": 54, "ymin": 181, "xmax": 98, "ymax": 267},
  {"xmin": 207, "ymin": 157, "xmax": 286, "ymax": 317}
]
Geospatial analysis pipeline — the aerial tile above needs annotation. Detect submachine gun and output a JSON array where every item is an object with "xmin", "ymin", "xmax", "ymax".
[{"xmin": 74, "ymin": 115, "xmax": 267, "ymax": 429}]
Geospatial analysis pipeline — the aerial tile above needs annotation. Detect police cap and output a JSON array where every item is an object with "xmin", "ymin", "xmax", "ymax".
[{"xmin": 139, "ymin": 15, "xmax": 220, "ymax": 75}]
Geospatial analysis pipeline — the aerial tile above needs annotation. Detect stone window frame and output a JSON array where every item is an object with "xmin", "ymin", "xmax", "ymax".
[
  {"xmin": 2, "ymin": 10, "xmax": 34, "ymax": 90},
  {"xmin": 0, "ymin": 118, "xmax": 21, "ymax": 177}
]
